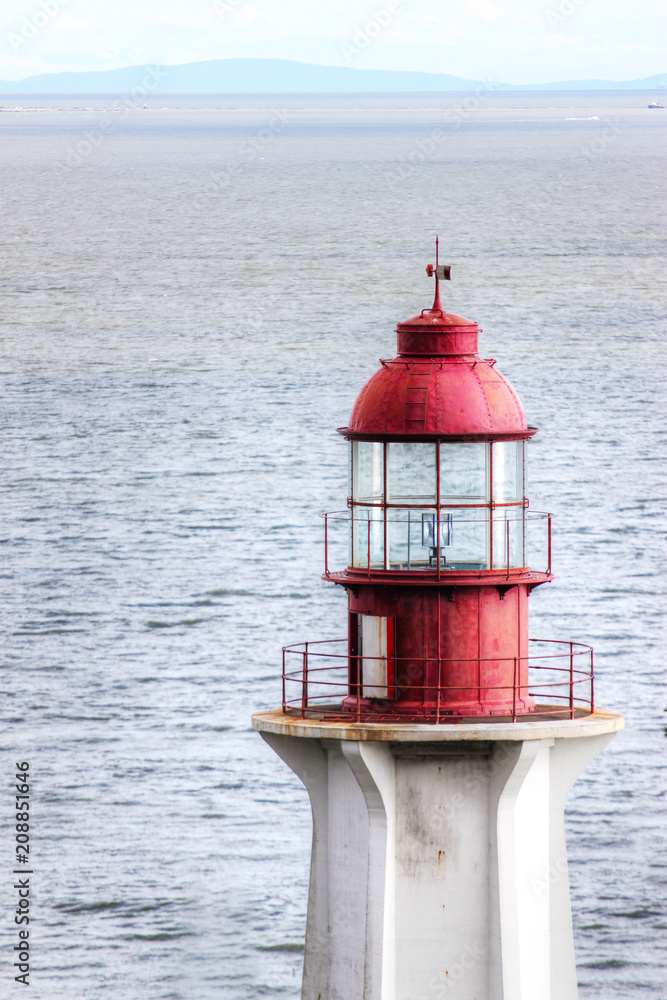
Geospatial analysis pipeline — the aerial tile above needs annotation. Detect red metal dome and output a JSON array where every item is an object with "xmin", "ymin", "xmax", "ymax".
[
  {"xmin": 343, "ymin": 359, "xmax": 532, "ymax": 440},
  {"xmin": 341, "ymin": 261, "xmax": 534, "ymax": 442}
]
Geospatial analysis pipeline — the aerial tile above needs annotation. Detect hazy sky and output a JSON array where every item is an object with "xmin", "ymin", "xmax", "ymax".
[{"xmin": 1, "ymin": 0, "xmax": 666, "ymax": 83}]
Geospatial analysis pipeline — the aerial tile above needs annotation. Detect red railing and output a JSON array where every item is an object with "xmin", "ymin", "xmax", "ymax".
[
  {"xmin": 281, "ymin": 638, "xmax": 593, "ymax": 723},
  {"xmin": 321, "ymin": 510, "xmax": 553, "ymax": 579}
]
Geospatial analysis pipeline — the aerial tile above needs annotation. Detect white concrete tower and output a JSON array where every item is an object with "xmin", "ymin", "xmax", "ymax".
[{"xmin": 253, "ymin": 255, "xmax": 623, "ymax": 999}]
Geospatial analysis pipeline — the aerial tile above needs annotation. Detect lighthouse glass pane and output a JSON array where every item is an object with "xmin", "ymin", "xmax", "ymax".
[
  {"xmin": 387, "ymin": 443, "xmax": 436, "ymax": 504},
  {"xmin": 352, "ymin": 442, "xmax": 384, "ymax": 502},
  {"xmin": 492, "ymin": 510, "xmax": 524, "ymax": 569},
  {"xmin": 493, "ymin": 441, "xmax": 524, "ymax": 502},
  {"xmin": 443, "ymin": 509, "xmax": 489, "ymax": 569},
  {"xmin": 351, "ymin": 506, "xmax": 385, "ymax": 569},
  {"xmin": 439, "ymin": 443, "xmax": 488, "ymax": 503},
  {"xmin": 386, "ymin": 508, "xmax": 437, "ymax": 570}
]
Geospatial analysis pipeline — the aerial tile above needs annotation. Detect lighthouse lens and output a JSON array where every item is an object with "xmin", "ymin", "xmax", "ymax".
[{"xmin": 421, "ymin": 513, "xmax": 453, "ymax": 548}]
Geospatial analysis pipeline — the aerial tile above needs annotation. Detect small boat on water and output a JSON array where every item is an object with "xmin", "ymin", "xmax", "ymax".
[{"xmin": 648, "ymin": 101, "xmax": 665, "ymax": 108}]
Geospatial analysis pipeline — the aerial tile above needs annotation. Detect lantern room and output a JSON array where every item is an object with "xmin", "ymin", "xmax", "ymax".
[{"xmin": 349, "ymin": 438, "xmax": 526, "ymax": 573}]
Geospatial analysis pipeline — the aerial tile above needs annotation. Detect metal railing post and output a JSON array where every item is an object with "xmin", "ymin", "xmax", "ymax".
[
  {"xmin": 512, "ymin": 656, "xmax": 518, "ymax": 722},
  {"xmin": 437, "ymin": 514, "xmax": 441, "ymax": 582},
  {"xmin": 383, "ymin": 442, "xmax": 388, "ymax": 572},
  {"xmin": 324, "ymin": 514, "xmax": 329, "ymax": 577},
  {"xmin": 522, "ymin": 499, "xmax": 526, "ymax": 567},
  {"xmin": 301, "ymin": 645, "xmax": 308, "ymax": 718},
  {"xmin": 282, "ymin": 648, "xmax": 286, "ymax": 713},
  {"xmin": 506, "ymin": 519, "xmax": 511, "ymax": 579},
  {"xmin": 367, "ymin": 519, "xmax": 371, "ymax": 579},
  {"xmin": 489, "ymin": 509, "xmax": 494, "ymax": 570},
  {"xmin": 489, "ymin": 446, "xmax": 494, "ymax": 570},
  {"xmin": 590, "ymin": 649, "xmax": 595, "ymax": 713},
  {"xmin": 547, "ymin": 514, "xmax": 552, "ymax": 575},
  {"xmin": 569, "ymin": 641, "xmax": 574, "ymax": 719}
]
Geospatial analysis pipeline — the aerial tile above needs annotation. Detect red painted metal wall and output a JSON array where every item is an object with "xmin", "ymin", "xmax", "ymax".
[{"xmin": 347, "ymin": 582, "xmax": 532, "ymax": 717}]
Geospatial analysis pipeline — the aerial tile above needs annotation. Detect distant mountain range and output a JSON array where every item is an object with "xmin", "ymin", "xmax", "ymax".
[{"xmin": 0, "ymin": 58, "xmax": 665, "ymax": 94}]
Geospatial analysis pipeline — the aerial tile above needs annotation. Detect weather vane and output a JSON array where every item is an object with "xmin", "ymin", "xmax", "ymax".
[{"xmin": 425, "ymin": 235, "xmax": 451, "ymax": 312}]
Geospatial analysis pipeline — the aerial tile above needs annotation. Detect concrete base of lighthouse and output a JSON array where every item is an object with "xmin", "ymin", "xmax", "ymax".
[{"xmin": 252, "ymin": 710, "xmax": 623, "ymax": 1000}]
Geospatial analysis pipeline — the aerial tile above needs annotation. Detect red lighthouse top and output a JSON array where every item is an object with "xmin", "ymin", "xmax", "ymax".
[
  {"xmin": 276, "ymin": 246, "xmax": 595, "ymax": 725},
  {"xmin": 342, "ymin": 240, "xmax": 535, "ymax": 441}
]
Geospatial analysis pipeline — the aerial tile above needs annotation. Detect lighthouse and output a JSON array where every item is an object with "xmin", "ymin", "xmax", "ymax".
[{"xmin": 253, "ymin": 245, "xmax": 624, "ymax": 1000}]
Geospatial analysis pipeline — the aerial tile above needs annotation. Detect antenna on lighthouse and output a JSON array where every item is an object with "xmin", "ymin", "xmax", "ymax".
[{"xmin": 425, "ymin": 235, "xmax": 451, "ymax": 313}]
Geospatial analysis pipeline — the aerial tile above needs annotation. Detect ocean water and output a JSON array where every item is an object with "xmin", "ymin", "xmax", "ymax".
[{"xmin": 1, "ymin": 91, "xmax": 665, "ymax": 998}]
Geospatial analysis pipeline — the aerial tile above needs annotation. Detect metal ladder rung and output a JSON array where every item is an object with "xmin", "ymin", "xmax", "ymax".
[{"xmin": 403, "ymin": 367, "xmax": 434, "ymax": 429}]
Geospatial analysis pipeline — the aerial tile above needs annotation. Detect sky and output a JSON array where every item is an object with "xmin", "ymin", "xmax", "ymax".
[{"xmin": 1, "ymin": 0, "xmax": 666, "ymax": 84}]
